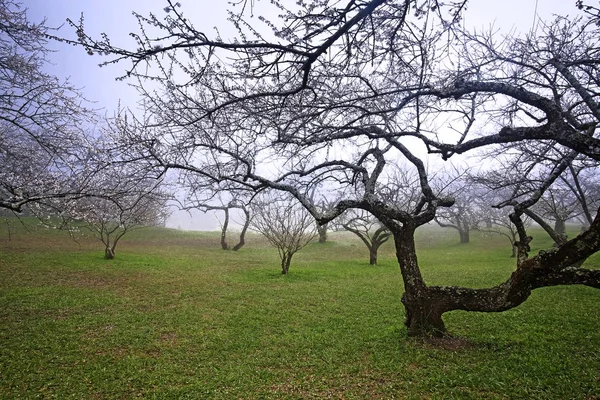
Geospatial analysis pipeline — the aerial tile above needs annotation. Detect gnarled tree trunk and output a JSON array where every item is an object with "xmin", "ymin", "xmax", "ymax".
[
  {"xmin": 393, "ymin": 226, "xmax": 447, "ymax": 337},
  {"xmin": 395, "ymin": 214, "xmax": 600, "ymax": 338}
]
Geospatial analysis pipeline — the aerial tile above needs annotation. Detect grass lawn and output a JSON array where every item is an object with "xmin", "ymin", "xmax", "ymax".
[{"xmin": 0, "ymin": 220, "xmax": 599, "ymax": 399}]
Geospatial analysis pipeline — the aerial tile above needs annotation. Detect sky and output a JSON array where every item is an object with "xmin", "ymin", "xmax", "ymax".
[{"xmin": 23, "ymin": 0, "xmax": 581, "ymax": 230}]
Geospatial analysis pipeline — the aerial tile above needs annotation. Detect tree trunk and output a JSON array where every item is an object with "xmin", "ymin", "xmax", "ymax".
[
  {"xmin": 317, "ymin": 223, "xmax": 328, "ymax": 243},
  {"xmin": 402, "ymin": 294, "xmax": 446, "ymax": 337},
  {"xmin": 553, "ymin": 219, "xmax": 567, "ymax": 246},
  {"xmin": 104, "ymin": 246, "xmax": 115, "ymax": 259},
  {"xmin": 220, "ymin": 208, "xmax": 230, "ymax": 250},
  {"xmin": 389, "ymin": 212, "xmax": 600, "ymax": 338},
  {"xmin": 232, "ymin": 207, "xmax": 251, "ymax": 251},
  {"xmin": 554, "ymin": 219, "xmax": 566, "ymax": 236},
  {"xmin": 459, "ymin": 229, "xmax": 470, "ymax": 243},
  {"xmin": 281, "ymin": 253, "xmax": 292, "ymax": 275},
  {"xmin": 393, "ymin": 226, "xmax": 447, "ymax": 337},
  {"xmin": 369, "ymin": 247, "xmax": 377, "ymax": 265}
]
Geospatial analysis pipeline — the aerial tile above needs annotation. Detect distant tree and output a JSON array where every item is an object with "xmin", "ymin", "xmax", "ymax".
[
  {"xmin": 58, "ymin": 163, "xmax": 171, "ymax": 259},
  {"xmin": 534, "ymin": 186, "xmax": 579, "ymax": 241},
  {"xmin": 566, "ymin": 166, "xmax": 600, "ymax": 230},
  {"xmin": 308, "ymin": 188, "xmax": 338, "ymax": 244},
  {"xmin": 198, "ymin": 201, "xmax": 251, "ymax": 251},
  {"xmin": 339, "ymin": 209, "xmax": 390, "ymax": 265},
  {"xmin": 0, "ymin": 0, "xmax": 97, "ymax": 213},
  {"xmin": 475, "ymin": 201, "xmax": 529, "ymax": 258},
  {"xmin": 475, "ymin": 147, "xmax": 600, "ymax": 247},
  {"xmin": 181, "ymin": 172, "xmax": 253, "ymax": 251},
  {"xmin": 434, "ymin": 169, "xmax": 481, "ymax": 244},
  {"xmin": 434, "ymin": 196, "xmax": 477, "ymax": 244},
  {"xmin": 251, "ymin": 194, "xmax": 317, "ymax": 275}
]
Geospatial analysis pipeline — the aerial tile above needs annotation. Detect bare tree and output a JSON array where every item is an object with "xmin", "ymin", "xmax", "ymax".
[
  {"xmin": 61, "ymin": 170, "xmax": 171, "ymax": 259},
  {"xmin": 251, "ymin": 194, "xmax": 317, "ymax": 275},
  {"xmin": 433, "ymin": 170, "xmax": 481, "ymax": 244},
  {"xmin": 0, "ymin": 0, "xmax": 98, "ymax": 213},
  {"xmin": 180, "ymin": 170, "xmax": 253, "ymax": 251},
  {"xmin": 307, "ymin": 187, "xmax": 339, "ymax": 244},
  {"xmin": 66, "ymin": 2, "xmax": 600, "ymax": 338},
  {"xmin": 184, "ymin": 195, "xmax": 251, "ymax": 251},
  {"xmin": 474, "ymin": 198, "xmax": 529, "ymax": 258},
  {"xmin": 339, "ymin": 209, "xmax": 390, "ymax": 265},
  {"xmin": 212, "ymin": 201, "xmax": 252, "ymax": 251}
]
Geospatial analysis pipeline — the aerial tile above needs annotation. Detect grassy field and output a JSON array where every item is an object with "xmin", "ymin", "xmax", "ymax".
[{"xmin": 0, "ymin": 220, "xmax": 599, "ymax": 399}]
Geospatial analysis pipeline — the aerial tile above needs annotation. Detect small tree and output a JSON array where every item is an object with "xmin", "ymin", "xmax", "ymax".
[
  {"xmin": 62, "ymin": 167, "xmax": 171, "ymax": 259},
  {"xmin": 186, "ymin": 200, "xmax": 251, "ymax": 251},
  {"xmin": 434, "ymin": 170, "xmax": 481, "ymax": 244},
  {"xmin": 251, "ymin": 194, "xmax": 317, "ymax": 274},
  {"xmin": 308, "ymin": 189, "xmax": 338, "ymax": 244},
  {"xmin": 339, "ymin": 209, "xmax": 390, "ymax": 265}
]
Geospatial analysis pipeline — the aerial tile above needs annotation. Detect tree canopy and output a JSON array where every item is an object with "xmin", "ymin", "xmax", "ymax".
[{"xmin": 0, "ymin": 0, "xmax": 101, "ymax": 212}]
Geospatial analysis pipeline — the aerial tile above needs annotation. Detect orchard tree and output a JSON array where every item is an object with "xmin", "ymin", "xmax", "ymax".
[
  {"xmin": 205, "ymin": 201, "xmax": 251, "ymax": 251},
  {"xmin": 307, "ymin": 187, "xmax": 340, "ymax": 244},
  {"xmin": 251, "ymin": 193, "xmax": 317, "ymax": 275},
  {"xmin": 62, "ymin": 167, "xmax": 171, "ymax": 259},
  {"xmin": 339, "ymin": 209, "xmax": 390, "ymax": 265},
  {"xmin": 67, "ymin": 1, "xmax": 600, "ymax": 337},
  {"xmin": 474, "ymin": 145, "xmax": 600, "ymax": 247},
  {"xmin": 181, "ymin": 172, "xmax": 253, "ymax": 251},
  {"xmin": 565, "ymin": 166, "xmax": 600, "ymax": 230},
  {"xmin": 473, "ymin": 190, "xmax": 529, "ymax": 258},
  {"xmin": 0, "ymin": 0, "xmax": 97, "ymax": 212},
  {"xmin": 433, "ymin": 169, "xmax": 481, "ymax": 244},
  {"xmin": 188, "ymin": 200, "xmax": 251, "ymax": 251}
]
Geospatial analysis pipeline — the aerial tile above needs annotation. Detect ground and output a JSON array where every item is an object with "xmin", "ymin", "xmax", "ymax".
[{"xmin": 0, "ymin": 221, "xmax": 599, "ymax": 399}]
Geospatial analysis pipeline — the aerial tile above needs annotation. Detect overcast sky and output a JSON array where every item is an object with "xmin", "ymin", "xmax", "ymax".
[{"xmin": 23, "ymin": 0, "xmax": 581, "ymax": 230}]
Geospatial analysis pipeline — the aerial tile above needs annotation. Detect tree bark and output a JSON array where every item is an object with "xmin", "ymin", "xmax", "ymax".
[
  {"xmin": 402, "ymin": 296, "xmax": 447, "ymax": 337},
  {"xmin": 394, "ymin": 214, "xmax": 600, "ymax": 337},
  {"xmin": 104, "ymin": 246, "xmax": 115, "ymax": 259},
  {"xmin": 392, "ymin": 225, "xmax": 447, "ymax": 337},
  {"xmin": 231, "ymin": 207, "xmax": 251, "ymax": 251},
  {"xmin": 369, "ymin": 247, "xmax": 377, "ymax": 265},
  {"xmin": 220, "ymin": 208, "xmax": 230, "ymax": 250},
  {"xmin": 281, "ymin": 253, "xmax": 292, "ymax": 275},
  {"xmin": 317, "ymin": 223, "xmax": 328, "ymax": 243}
]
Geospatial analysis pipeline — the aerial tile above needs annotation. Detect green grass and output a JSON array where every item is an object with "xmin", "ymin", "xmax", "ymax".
[{"xmin": 0, "ymin": 221, "xmax": 599, "ymax": 399}]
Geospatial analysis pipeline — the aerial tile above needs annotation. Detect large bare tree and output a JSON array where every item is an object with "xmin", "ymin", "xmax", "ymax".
[{"xmin": 66, "ymin": 1, "xmax": 600, "ymax": 337}]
